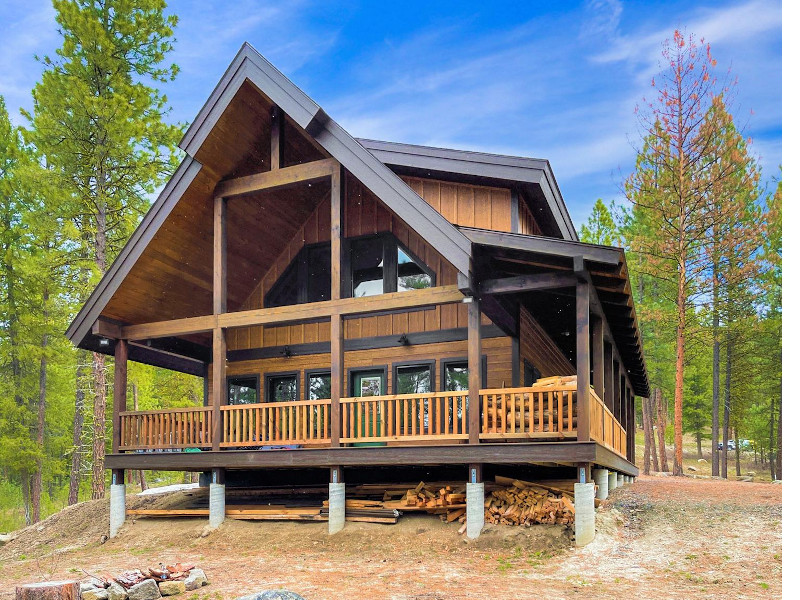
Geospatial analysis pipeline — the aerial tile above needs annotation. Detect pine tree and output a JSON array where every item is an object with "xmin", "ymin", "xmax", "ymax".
[{"xmin": 24, "ymin": 0, "xmax": 183, "ymax": 499}]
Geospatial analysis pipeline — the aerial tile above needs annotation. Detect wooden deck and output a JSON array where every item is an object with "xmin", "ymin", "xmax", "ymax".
[{"xmin": 118, "ymin": 383, "xmax": 627, "ymax": 458}]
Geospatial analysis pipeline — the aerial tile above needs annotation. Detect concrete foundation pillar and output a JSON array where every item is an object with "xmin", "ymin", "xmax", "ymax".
[
  {"xmin": 209, "ymin": 483, "xmax": 225, "ymax": 528},
  {"xmin": 592, "ymin": 468, "xmax": 609, "ymax": 500},
  {"xmin": 574, "ymin": 482, "xmax": 595, "ymax": 547},
  {"xmin": 110, "ymin": 483, "xmax": 126, "ymax": 538},
  {"xmin": 466, "ymin": 482, "xmax": 485, "ymax": 539},
  {"xmin": 608, "ymin": 471, "xmax": 618, "ymax": 491},
  {"xmin": 328, "ymin": 482, "xmax": 346, "ymax": 534}
]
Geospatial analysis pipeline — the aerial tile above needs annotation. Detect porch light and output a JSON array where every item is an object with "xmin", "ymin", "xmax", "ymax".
[
  {"xmin": 99, "ymin": 337, "xmax": 110, "ymax": 347},
  {"xmin": 397, "ymin": 334, "xmax": 410, "ymax": 346}
]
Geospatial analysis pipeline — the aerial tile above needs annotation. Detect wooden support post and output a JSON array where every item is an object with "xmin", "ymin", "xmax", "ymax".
[
  {"xmin": 576, "ymin": 281, "xmax": 591, "ymax": 442},
  {"xmin": 112, "ymin": 339, "xmax": 128, "ymax": 454},
  {"xmin": 468, "ymin": 463, "xmax": 482, "ymax": 483},
  {"xmin": 212, "ymin": 195, "xmax": 227, "ymax": 451},
  {"xmin": 271, "ymin": 107, "xmax": 283, "ymax": 171},
  {"xmin": 612, "ymin": 359, "xmax": 621, "ymax": 422},
  {"xmin": 627, "ymin": 386, "xmax": 636, "ymax": 462},
  {"xmin": 591, "ymin": 316, "xmax": 604, "ymax": 401},
  {"xmin": 576, "ymin": 462, "xmax": 592, "ymax": 484},
  {"xmin": 603, "ymin": 342, "xmax": 614, "ymax": 411},
  {"xmin": 467, "ymin": 297, "xmax": 482, "ymax": 444},
  {"xmin": 330, "ymin": 466, "xmax": 343, "ymax": 483},
  {"xmin": 511, "ymin": 337, "xmax": 520, "ymax": 387},
  {"xmin": 330, "ymin": 166, "xmax": 343, "ymax": 447}
]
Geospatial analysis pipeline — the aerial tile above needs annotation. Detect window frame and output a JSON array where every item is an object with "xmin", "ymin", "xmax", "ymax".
[
  {"xmin": 523, "ymin": 360, "xmax": 541, "ymax": 386},
  {"xmin": 305, "ymin": 369, "xmax": 332, "ymax": 401},
  {"xmin": 346, "ymin": 232, "xmax": 435, "ymax": 298},
  {"xmin": 347, "ymin": 366, "xmax": 389, "ymax": 397},
  {"xmin": 440, "ymin": 356, "xmax": 488, "ymax": 392},
  {"xmin": 392, "ymin": 359, "xmax": 436, "ymax": 395},
  {"xmin": 226, "ymin": 374, "xmax": 261, "ymax": 405},
  {"xmin": 264, "ymin": 371, "xmax": 300, "ymax": 403},
  {"xmin": 264, "ymin": 241, "xmax": 331, "ymax": 308}
]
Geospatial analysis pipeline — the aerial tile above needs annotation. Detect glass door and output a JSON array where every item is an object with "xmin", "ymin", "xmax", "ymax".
[{"xmin": 352, "ymin": 369, "xmax": 386, "ymax": 446}]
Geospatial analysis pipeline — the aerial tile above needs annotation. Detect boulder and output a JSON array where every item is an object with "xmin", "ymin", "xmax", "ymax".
[
  {"xmin": 158, "ymin": 581, "xmax": 185, "ymax": 597},
  {"xmin": 108, "ymin": 582, "xmax": 128, "ymax": 600},
  {"xmin": 234, "ymin": 592, "xmax": 306, "ymax": 600},
  {"xmin": 127, "ymin": 579, "xmax": 161, "ymax": 600},
  {"xmin": 184, "ymin": 568, "xmax": 208, "ymax": 591},
  {"xmin": 81, "ymin": 583, "xmax": 100, "ymax": 594},
  {"xmin": 82, "ymin": 589, "xmax": 110, "ymax": 600}
]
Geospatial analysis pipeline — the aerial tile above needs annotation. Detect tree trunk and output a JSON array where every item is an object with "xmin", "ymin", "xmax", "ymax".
[
  {"xmin": 721, "ymin": 331, "xmax": 732, "ymax": 479},
  {"xmin": 711, "ymin": 279, "xmax": 720, "ymax": 476},
  {"xmin": 68, "ymin": 360, "xmax": 86, "ymax": 505},
  {"xmin": 776, "ymin": 394, "xmax": 782, "ymax": 480},
  {"xmin": 642, "ymin": 392, "xmax": 654, "ymax": 475},
  {"xmin": 21, "ymin": 470, "xmax": 32, "ymax": 527},
  {"xmin": 734, "ymin": 427, "xmax": 741, "ymax": 477},
  {"xmin": 32, "ymin": 311, "xmax": 49, "ymax": 523},
  {"xmin": 768, "ymin": 396, "xmax": 775, "ymax": 479},
  {"xmin": 696, "ymin": 432, "xmax": 702, "ymax": 459},
  {"xmin": 656, "ymin": 388, "xmax": 668, "ymax": 472},
  {"xmin": 673, "ymin": 254, "xmax": 687, "ymax": 476},
  {"xmin": 15, "ymin": 580, "xmax": 79, "ymax": 600},
  {"xmin": 91, "ymin": 200, "xmax": 108, "ymax": 500}
]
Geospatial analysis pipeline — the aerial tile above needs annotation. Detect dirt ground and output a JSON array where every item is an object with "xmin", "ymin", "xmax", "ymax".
[{"xmin": 0, "ymin": 476, "xmax": 782, "ymax": 599}]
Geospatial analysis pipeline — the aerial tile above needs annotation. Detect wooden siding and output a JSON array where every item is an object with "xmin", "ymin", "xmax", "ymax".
[
  {"xmin": 402, "ymin": 176, "xmax": 512, "ymax": 232},
  {"xmin": 228, "ymin": 174, "xmax": 492, "ymax": 351},
  {"xmin": 519, "ymin": 305, "xmax": 574, "ymax": 377},
  {"xmin": 219, "ymin": 336, "xmax": 513, "ymax": 403},
  {"xmin": 519, "ymin": 199, "xmax": 542, "ymax": 236}
]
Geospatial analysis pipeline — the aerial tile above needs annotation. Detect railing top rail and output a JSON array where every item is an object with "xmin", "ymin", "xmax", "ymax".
[
  {"xmin": 220, "ymin": 399, "xmax": 332, "ymax": 410},
  {"xmin": 120, "ymin": 406, "xmax": 209, "ymax": 416},
  {"xmin": 479, "ymin": 385, "xmax": 578, "ymax": 394},
  {"xmin": 340, "ymin": 390, "xmax": 469, "ymax": 403}
]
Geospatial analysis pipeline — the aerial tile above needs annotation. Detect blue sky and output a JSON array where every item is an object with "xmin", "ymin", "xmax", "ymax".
[{"xmin": 0, "ymin": 0, "xmax": 782, "ymax": 228}]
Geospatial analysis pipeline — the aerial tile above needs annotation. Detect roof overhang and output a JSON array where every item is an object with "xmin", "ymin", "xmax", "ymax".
[
  {"xmin": 460, "ymin": 227, "xmax": 649, "ymax": 397},
  {"xmin": 359, "ymin": 139, "xmax": 578, "ymax": 242}
]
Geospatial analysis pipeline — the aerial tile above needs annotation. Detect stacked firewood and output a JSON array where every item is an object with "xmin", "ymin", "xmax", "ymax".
[
  {"xmin": 402, "ymin": 482, "xmax": 466, "ymax": 509},
  {"xmin": 484, "ymin": 479, "xmax": 576, "ymax": 526}
]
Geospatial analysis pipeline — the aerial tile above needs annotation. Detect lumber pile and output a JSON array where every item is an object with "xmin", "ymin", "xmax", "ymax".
[
  {"xmin": 382, "ymin": 482, "xmax": 466, "ymax": 512},
  {"xmin": 484, "ymin": 481, "xmax": 575, "ymax": 526},
  {"xmin": 321, "ymin": 498, "xmax": 401, "ymax": 524}
]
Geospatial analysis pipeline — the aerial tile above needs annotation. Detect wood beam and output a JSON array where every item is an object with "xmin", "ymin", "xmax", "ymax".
[
  {"xmin": 604, "ymin": 342, "xmax": 614, "ymax": 412},
  {"xmin": 271, "ymin": 106, "xmax": 283, "ymax": 171},
  {"xmin": 479, "ymin": 272, "xmax": 577, "ymax": 295},
  {"xmin": 121, "ymin": 315, "xmax": 217, "ymax": 341},
  {"xmin": 576, "ymin": 281, "xmax": 591, "ymax": 441},
  {"xmin": 112, "ymin": 339, "xmax": 128, "ymax": 454},
  {"xmin": 213, "ymin": 196, "xmax": 227, "ymax": 314},
  {"xmin": 591, "ymin": 315, "xmax": 604, "ymax": 401},
  {"xmin": 467, "ymin": 298, "xmax": 481, "ymax": 445},
  {"xmin": 330, "ymin": 165, "xmax": 343, "ymax": 447},
  {"xmin": 92, "ymin": 317, "xmax": 122, "ymax": 340},
  {"xmin": 211, "ymin": 194, "xmax": 227, "ymax": 451},
  {"xmin": 215, "ymin": 158, "xmax": 338, "ymax": 198},
  {"xmin": 211, "ymin": 328, "xmax": 225, "ymax": 451}
]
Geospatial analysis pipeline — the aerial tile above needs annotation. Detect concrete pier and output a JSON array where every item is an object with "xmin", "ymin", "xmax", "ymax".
[
  {"xmin": 328, "ymin": 482, "xmax": 346, "ymax": 534},
  {"xmin": 592, "ymin": 468, "xmax": 609, "ymax": 500},
  {"xmin": 466, "ymin": 482, "xmax": 485, "ymax": 539},
  {"xmin": 109, "ymin": 483, "xmax": 126, "ymax": 538},
  {"xmin": 574, "ymin": 482, "xmax": 596, "ymax": 547},
  {"xmin": 608, "ymin": 471, "xmax": 618, "ymax": 491}
]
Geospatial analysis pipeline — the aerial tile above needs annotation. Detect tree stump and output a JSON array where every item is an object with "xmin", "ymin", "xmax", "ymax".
[{"xmin": 15, "ymin": 581, "xmax": 79, "ymax": 600}]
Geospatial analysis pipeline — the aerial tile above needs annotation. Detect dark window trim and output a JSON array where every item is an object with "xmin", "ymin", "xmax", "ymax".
[
  {"xmin": 440, "ymin": 356, "xmax": 488, "ymax": 391},
  {"xmin": 226, "ymin": 373, "xmax": 260, "ymax": 405},
  {"xmin": 396, "ymin": 238, "xmax": 435, "ymax": 289},
  {"xmin": 347, "ymin": 232, "xmax": 436, "ymax": 298},
  {"xmin": 523, "ymin": 360, "xmax": 541, "ymax": 387},
  {"xmin": 264, "ymin": 371, "xmax": 300, "ymax": 402},
  {"xmin": 347, "ymin": 365, "xmax": 389, "ymax": 397},
  {"xmin": 392, "ymin": 359, "xmax": 436, "ymax": 395},
  {"xmin": 305, "ymin": 368, "xmax": 332, "ymax": 400}
]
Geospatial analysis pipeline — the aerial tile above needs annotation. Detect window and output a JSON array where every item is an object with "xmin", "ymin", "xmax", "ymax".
[
  {"xmin": 349, "ymin": 233, "xmax": 434, "ymax": 297},
  {"xmin": 441, "ymin": 357, "xmax": 488, "ymax": 391},
  {"xmin": 523, "ymin": 361, "xmax": 541, "ymax": 386},
  {"xmin": 307, "ymin": 371, "xmax": 331, "ymax": 400},
  {"xmin": 228, "ymin": 375, "xmax": 259, "ymax": 405},
  {"xmin": 394, "ymin": 363, "xmax": 433, "ymax": 395},
  {"xmin": 265, "ymin": 243, "xmax": 331, "ymax": 307},
  {"xmin": 266, "ymin": 374, "xmax": 298, "ymax": 402}
]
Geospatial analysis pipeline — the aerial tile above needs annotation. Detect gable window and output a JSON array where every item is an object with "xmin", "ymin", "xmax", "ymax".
[
  {"xmin": 265, "ymin": 243, "xmax": 331, "ymax": 308},
  {"xmin": 266, "ymin": 373, "xmax": 298, "ymax": 402},
  {"xmin": 349, "ymin": 233, "xmax": 434, "ymax": 298},
  {"xmin": 228, "ymin": 375, "xmax": 259, "ymax": 404}
]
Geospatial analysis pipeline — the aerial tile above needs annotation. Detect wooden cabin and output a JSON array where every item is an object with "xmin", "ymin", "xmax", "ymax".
[{"xmin": 67, "ymin": 43, "xmax": 648, "ymax": 542}]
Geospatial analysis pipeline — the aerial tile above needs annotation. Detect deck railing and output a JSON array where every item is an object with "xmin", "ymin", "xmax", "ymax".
[
  {"xmin": 119, "ymin": 406, "xmax": 212, "ymax": 450},
  {"xmin": 117, "ymin": 383, "xmax": 626, "ymax": 456},
  {"xmin": 340, "ymin": 391, "xmax": 469, "ymax": 443},
  {"xmin": 589, "ymin": 390, "xmax": 626, "ymax": 457},
  {"xmin": 220, "ymin": 400, "xmax": 331, "ymax": 447}
]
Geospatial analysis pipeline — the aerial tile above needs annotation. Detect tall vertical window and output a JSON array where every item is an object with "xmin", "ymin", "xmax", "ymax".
[
  {"xmin": 307, "ymin": 372, "xmax": 332, "ymax": 400},
  {"xmin": 265, "ymin": 243, "xmax": 331, "ymax": 307},
  {"xmin": 351, "ymin": 237, "xmax": 385, "ymax": 297},
  {"xmin": 395, "ymin": 364, "xmax": 433, "ymax": 394},
  {"xmin": 443, "ymin": 362, "xmax": 469, "ymax": 392},
  {"xmin": 266, "ymin": 374, "xmax": 298, "ymax": 402}
]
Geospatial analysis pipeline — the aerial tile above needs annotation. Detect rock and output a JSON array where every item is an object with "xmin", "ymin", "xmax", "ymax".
[
  {"xmin": 234, "ymin": 592, "xmax": 306, "ymax": 600},
  {"xmin": 81, "ymin": 583, "xmax": 100, "ymax": 593},
  {"xmin": 747, "ymin": 471, "xmax": 756, "ymax": 476},
  {"xmin": 772, "ymin": 480, "xmax": 782, "ymax": 484},
  {"xmin": 82, "ymin": 589, "xmax": 110, "ymax": 600},
  {"xmin": 0, "ymin": 533, "xmax": 15, "ymax": 546},
  {"xmin": 127, "ymin": 579, "xmax": 161, "ymax": 600},
  {"xmin": 184, "ymin": 568, "xmax": 208, "ymax": 590},
  {"xmin": 158, "ymin": 581, "xmax": 185, "ymax": 596},
  {"xmin": 697, "ymin": 459, "xmax": 707, "ymax": 463},
  {"xmin": 108, "ymin": 582, "xmax": 128, "ymax": 600},
  {"xmin": 687, "ymin": 466, "xmax": 697, "ymax": 472}
]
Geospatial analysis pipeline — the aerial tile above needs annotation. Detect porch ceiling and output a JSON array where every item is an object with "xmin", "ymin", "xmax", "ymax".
[{"xmin": 461, "ymin": 227, "xmax": 649, "ymax": 397}]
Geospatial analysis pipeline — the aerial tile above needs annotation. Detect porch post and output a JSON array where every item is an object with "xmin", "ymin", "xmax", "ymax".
[
  {"xmin": 591, "ymin": 316, "xmax": 604, "ymax": 401},
  {"xmin": 211, "ymin": 195, "xmax": 227, "ymax": 451},
  {"xmin": 576, "ymin": 280, "xmax": 591, "ymax": 442},
  {"xmin": 330, "ymin": 166, "xmax": 343, "ymax": 447},
  {"xmin": 612, "ymin": 358, "xmax": 621, "ymax": 423},
  {"xmin": 112, "ymin": 339, "xmax": 128, "ymax": 454},
  {"xmin": 467, "ymin": 296, "xmax": 481, "ymax": 445},
  {"xmin": 603, "ymin": 342, "xmax": 614, "ymax": 411}
]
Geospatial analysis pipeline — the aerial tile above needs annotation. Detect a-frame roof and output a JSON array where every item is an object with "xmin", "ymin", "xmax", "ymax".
[{"xmin": 66, "ymin": 43, "xmax": 473, "ymax": 349}]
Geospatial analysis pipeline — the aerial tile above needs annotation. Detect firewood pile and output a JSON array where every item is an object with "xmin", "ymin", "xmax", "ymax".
[
  {"xmin": 484, "ymin": 481, "xmax": 575, "ymax": 526},
  {"xmin": 483, "ymin": 375, "xmax": 579, "ymax": 432}
]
